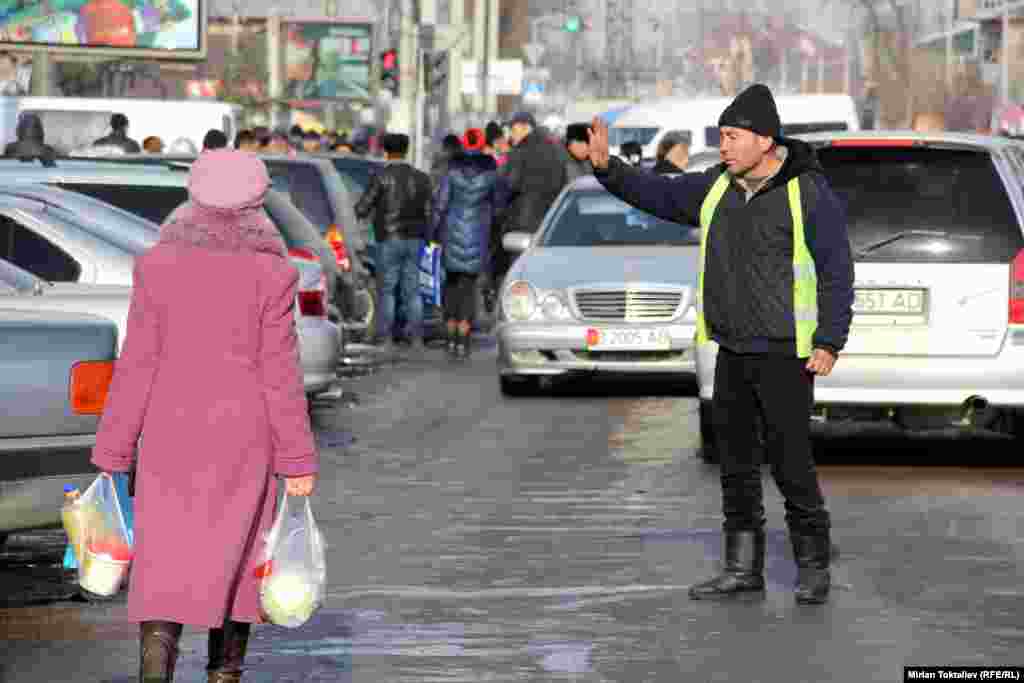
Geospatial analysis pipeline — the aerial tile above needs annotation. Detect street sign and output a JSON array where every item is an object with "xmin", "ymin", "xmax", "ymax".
[
  {"xmin": 522, "ymin": 42, "xmax": 546, "ymax": 66},
  {"xmin": 461, "ymin": 60, "xmax": 524, "ymax": 95},
  {"xmin": 523, "ymin": 81, "xmax": 545, "ymax": 103}
]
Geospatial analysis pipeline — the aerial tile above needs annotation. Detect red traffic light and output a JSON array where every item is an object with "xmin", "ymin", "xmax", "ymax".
[{"xmin": 382, "ymin": 49, "xmax": 397, "ymax": 70}]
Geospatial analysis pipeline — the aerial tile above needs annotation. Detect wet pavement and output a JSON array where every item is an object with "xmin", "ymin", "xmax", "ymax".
[{"xmin": 3, "ymin": 337, "xmax": 1024, "ymax": 682}]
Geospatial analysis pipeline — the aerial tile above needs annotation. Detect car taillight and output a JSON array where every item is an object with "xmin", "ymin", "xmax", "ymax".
[
  {"xmin": 70, "ymin": 360, "xmax": 114, "ymax": 415},
  {"xmin": 324, "ymin": 225, "xmax": 351, "ymax": 272},
  {"xmin": 1010, "ymin": 250, "xmax": 1024, "ymax": 324},
  {"xmin": 288, "ymin": 247, "xmax": 319, "ymax": 261}
]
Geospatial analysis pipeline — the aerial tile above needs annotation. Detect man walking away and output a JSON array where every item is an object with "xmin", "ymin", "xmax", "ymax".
[
  {"xmin": 494, "ymin": 111, "xmax": 567, "ymax": 283},
  {"xmin": 202, "ymin": 129, "xmax": 228, "ymax": 151},
  {"xmin": 4, "ymin": 112, "xmax": 57, "ymax": 164},
  {"xmin": 355, "ymin": 133, "xmax": 433, "ymax": 354},
  {"xmin": 564, "ymin": 122, "xmax": 594, "ymax": 185},
  {"xmin": 589, "ymin": 84, "xmax": 854, "ymax": 605},
  {"xmin": 431, "ymin": 127, "xmax": 504, "ymax": 359},
  {"xmin": 483, "ymin": 121, "xmax": 509, "ymax": 166},
  {"xmin": 93, "ymin": 113, "xmax": 141, "ymax": 153},
  {"xmin": 653, "ymin": 130, "xmax": 692, "ymax": 174}
]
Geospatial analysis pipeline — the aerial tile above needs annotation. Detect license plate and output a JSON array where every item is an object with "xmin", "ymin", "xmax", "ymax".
[
  {"xmin": 853, "ymin": 288, "xmax": 927, "ymax": 315},
  {"xmin": 585, "ymin": 327, "xmax": 671, "ymax": 350}
]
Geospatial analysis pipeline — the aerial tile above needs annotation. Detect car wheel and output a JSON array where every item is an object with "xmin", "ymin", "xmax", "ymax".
[
  {"xmin": 698, "ymin": 400, "xmax": 719, "ymax": 463},
  {"xmin": 500, "ymin": 375, "xmax": 537, "ymax": 397},
  {"xmin": 0, "ymin": 532, "xmax": 7, "ymax": 550},
  {"xmin": 348, "ymin": 278, "xmax": 376, "ymax": 343}
]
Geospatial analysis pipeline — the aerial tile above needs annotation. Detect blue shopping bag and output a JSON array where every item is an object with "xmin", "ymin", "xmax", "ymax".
[{"xmin": 418, "ymin": 243, "xmax": 442, "ymax": 307}]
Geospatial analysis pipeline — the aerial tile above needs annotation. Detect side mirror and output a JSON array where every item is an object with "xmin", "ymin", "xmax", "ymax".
[{"xmin": 502, "ymin": 232, "xmax": 532, "ymax": 253}]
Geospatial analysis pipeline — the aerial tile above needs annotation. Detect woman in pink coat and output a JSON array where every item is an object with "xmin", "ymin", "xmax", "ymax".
[{"xmin": 91, "ymin": 149, "xmax": 319, "ymax": 683}]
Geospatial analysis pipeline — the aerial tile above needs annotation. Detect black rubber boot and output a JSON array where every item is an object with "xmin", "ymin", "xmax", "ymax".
[
  {"xmin": 792, "ymin": 530, "xmax": 832, "ymax": 604},
  {"xmin": 139, "ymin": 621, "xmax": 182, "ymax": 682},
  {"xmin": 456, "ymin": 331, "xmax": 471, "ymax": 360},
  {"xmin": 207, "ymin": 619, "xmax": 251, "ymax": 682},
  {"xmin": 445, "ymin": 328, "xmax": 458, "ymax": 358},
  {"xmin": 688, "ymin": 530, "xmax": 766, "ymax": 600}
]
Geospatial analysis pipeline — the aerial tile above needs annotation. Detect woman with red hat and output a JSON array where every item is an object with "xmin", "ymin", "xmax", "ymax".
[{"xmin": 430, "ymin": 127, "xmax": 507, "ymax": 359}]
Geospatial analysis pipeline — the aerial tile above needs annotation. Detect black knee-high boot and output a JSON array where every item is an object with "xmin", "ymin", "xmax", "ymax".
[
  {"xmin": 207, "ymin": 619, "xmax": 252, "ymax": 682},
  {"xmin": 139, "ymin": 620, "xmax": 183, "ymax": 682}
]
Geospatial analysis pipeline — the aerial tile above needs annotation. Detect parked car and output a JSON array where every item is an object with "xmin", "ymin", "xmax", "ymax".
[
  {"xmin": 496, "ymin": 175, "xmax": 700, "ymax": 396},
  {"xmin": 695, "ymin": 131, "xmax": 1024, "ymax": 458},
  {"xmin": 259, "ymin": 155, "xmax": 375, "ymax": 334},
  {"xmin": 0, "ymin": 157, "xmax": 342, "ymax": 314},
  {"xmin": 0, "ymin": 183, "xmax": 339, "ymax": 396},
  {"xmin": 0, "ymin": 308, "xmax": 117, "ymax": 536}
]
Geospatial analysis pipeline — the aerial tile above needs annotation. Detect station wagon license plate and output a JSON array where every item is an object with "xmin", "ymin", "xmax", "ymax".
[
  {"xmin": 853, "ymin": 288, "xmax": 927, "ymax": 315},
  {"xmin": 585, "ymin": 327, "xmax": 671, "ymax": 350}
]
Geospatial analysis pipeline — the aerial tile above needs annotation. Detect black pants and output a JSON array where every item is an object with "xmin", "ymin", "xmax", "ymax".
[
  {"xmin": 712, "ymin": 348, "xmax": 829, "ymax": 534},
  {"xmin": 444, "ymin": 271, "xmax": 478, "ymax": 322}
]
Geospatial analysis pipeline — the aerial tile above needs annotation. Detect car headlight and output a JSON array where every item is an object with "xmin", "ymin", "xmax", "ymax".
[
  {"xmin": 502, "ymin": 280, "xmax": 537, "ymax": 321},
  {"xmin": 540, "ymin": 291, "xmax": 572, "ymax": 321}
]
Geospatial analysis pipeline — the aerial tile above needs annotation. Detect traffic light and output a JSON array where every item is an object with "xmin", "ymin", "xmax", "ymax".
[
  {"xmin": 423, "ymin": 49, "xmax": 449, "ymax": 93},
  {"xmin": 563, "ymin": 15, "xmax": 581, "ymax": 33},
  {"xmin": 381, "ymin": 49, "xmax": 398, "ymax": 95}
]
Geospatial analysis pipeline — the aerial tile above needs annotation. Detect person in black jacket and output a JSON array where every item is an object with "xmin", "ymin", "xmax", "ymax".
[
  {"xmin": 652, "ymin": 129, "xmax": 691, "ymax": 174},
  {"xmin": 93, "ymin": 113, "xmax": 141, "ymax": 153},
  {"xmin": 493, "ymin": 111, "xmax": 566, "ymax": 283},
  {"xmin": 430, "ymin": 127, "xmax": 505, "ymax": 359},
  {"xmin": 355, "ymin": 133, "xmax": 433, "ymax": 353},
  {"xmin": 589, "ymin": 84, "xmax": 854, "ymax": 605}
]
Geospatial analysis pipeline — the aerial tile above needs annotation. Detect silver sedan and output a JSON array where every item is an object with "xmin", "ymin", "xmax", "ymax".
[{"xmin": 497, "ymin": 176, "xmax": 700, "ymax": 395}]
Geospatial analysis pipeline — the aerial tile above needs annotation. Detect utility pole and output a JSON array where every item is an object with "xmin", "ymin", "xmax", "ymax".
[
  {"xmin": 486, "ymin": 0, "xmax": 499, "ymax": 115},
  {"xmin": 394, "ymin": 0, "xmax": 419, "ymax": 136},
  {"xmin": 1001, "ymin": 0, "xmax": 1010, "ymax": 105},
  {"xmin": 945, "ymin": 0, "xmax": 953, "ymax": 93},
  {"xmin": 415, "ymin": 0, "xmax": 437, "ymax": 170},
  {"xmin": 267, "ymin": 12, "xmax": 283, "ymax": 129}
]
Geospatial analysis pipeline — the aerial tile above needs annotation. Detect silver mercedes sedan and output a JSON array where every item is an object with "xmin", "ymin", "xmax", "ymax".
[{"xmin": 496, "ymin": 176, "xmax": 700, "ymax": 395}]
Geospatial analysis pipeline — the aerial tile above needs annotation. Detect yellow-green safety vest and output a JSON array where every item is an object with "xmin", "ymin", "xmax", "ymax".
[{"xmin": 695, "ymin": 173, "xmax": 819, "ymax": 358}]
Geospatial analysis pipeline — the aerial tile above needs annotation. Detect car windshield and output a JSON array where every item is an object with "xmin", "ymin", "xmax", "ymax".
[
  {"xmin": 609, "ymin": 127, "xmax": 660, "ymax": 146},
  {"xmin": 542, "ymin": 190, "xmax": 700, "ymax": 247},
  {"xmin": 329, "ymin": 159, "xmax": 376, "ymax": 195},
  {"xmin": 818, "ymin": 146, "xmax": 1023, "ymax": 262},
  {"xmin": 265, "ymin": 161, "xmax": 335, "ymax": 232}
]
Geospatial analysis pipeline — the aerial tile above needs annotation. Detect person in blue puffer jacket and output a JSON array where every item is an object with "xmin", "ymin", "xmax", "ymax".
[{"xmin": 430, "ymin": 127, "xmax": 506, "ymax": 359}]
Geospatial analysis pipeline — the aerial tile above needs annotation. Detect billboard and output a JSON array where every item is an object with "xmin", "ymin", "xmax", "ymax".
[
  {"xmin": 0, "ymin": 0, "xmax": 206, "ymax": 59},
  {"xmin": 284, "ymin": 20, "xmax": 371, "ymax": 102}
]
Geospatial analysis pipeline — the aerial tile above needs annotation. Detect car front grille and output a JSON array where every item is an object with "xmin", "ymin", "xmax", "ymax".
[{"xmin": 572, "ymin": 288, "xmax": 683, "ymax": 322}]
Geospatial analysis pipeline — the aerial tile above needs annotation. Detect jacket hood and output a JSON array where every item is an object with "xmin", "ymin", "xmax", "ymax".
[
  {"xmin": 710, "ymin": 136, "xmax": 824, "ymax": 194},
  {"xmin": 15, "ymin": 113, "xmax": 44, "ymax": 142},
  {"xmin": 450, "ymin": 150, "xmax": 497, "ymax": 172}
]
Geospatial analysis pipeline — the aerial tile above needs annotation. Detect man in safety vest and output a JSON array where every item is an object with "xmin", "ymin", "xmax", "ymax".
[{"xmin": 588, "ymin": 84, "xmax": 854, "ymax": 605}]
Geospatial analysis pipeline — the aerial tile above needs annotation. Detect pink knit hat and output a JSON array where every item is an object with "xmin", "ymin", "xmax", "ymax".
[{"xmin": 187, "ymin": 149, "xmax": 270, "ymax": 212}]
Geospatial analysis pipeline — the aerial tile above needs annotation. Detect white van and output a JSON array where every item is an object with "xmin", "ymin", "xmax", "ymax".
[
  {"xmin": 610, "ymin": 94, "xmax": 860, "ymax": 160},
  {"xmin": 0, "ymin": 97, "xmax": 242, "ymax": 155}
]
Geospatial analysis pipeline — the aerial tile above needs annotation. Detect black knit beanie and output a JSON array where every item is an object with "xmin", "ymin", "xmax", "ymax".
[
  {"xmin": 718, "ymin": 84, "xmax": 781, "ymax": 139},
  {"xmin": 565, "ymin": 123, "xmax": 590, "ymax": 144}
]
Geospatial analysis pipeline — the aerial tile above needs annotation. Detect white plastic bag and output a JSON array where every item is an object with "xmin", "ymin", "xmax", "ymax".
[
  {"xmin": 258, "ymin": 494, "xmax": 327, "ymax": 628},
  {"xmin": 72, "ymin": 473, "xmax": 134, "ymax": 596}
]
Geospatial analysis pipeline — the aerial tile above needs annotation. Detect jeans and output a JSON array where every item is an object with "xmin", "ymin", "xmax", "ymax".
[
  {"xmin": 376, "ymin": 238, "xmax": 424, "ymax": 341},
  {"xmin": 712, "ymin": 347, "xmax": 830, "ymax": 534}
]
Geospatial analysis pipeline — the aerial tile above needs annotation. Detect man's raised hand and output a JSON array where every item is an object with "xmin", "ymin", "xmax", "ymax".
[{"xmin": 588, "ymin": 117, "xmax": 611, "ymax": 171}]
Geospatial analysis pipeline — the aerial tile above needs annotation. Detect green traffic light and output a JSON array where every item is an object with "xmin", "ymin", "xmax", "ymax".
[{"xmin": 564, "ymin": 15, "xmax": 581, "ymax": 32}]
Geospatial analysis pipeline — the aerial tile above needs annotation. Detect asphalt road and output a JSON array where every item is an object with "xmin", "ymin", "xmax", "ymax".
[{"xmin": 2, "ymin": 338, "xmax": 1024, "ymax": 682}]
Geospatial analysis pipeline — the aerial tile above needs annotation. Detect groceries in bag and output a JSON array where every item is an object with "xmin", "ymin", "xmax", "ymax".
[
  {"xmin": 257, "ymin": 494, "xmax": 326, "ymax": 628},
  {"xmin": 62, "ymin": 473, "xmax": 134, "ymax": 596}
]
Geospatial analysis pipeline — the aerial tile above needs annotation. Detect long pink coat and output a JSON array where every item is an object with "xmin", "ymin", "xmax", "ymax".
[{"xmin": 91, "ymin": 152, "xmax": 318, "ymax": 628}]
